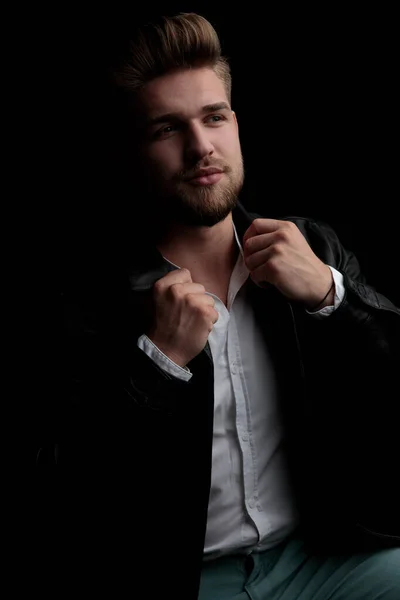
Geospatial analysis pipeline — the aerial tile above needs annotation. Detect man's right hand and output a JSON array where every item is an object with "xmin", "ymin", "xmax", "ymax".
[{"xmin": 145, "ymin": 268, "xmax": 219, "ymax": 368}]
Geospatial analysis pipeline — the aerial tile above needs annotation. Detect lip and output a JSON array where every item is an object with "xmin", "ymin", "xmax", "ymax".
[{"xmin": 187, "ymin": 172, "xmax": 223, "ymax": 186}]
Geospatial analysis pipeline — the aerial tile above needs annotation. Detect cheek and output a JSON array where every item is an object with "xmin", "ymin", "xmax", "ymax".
[
  {"xmin": 148, "ymin": 147, "xmax": 180, "ymax": 179},
  {"xmin": 223, "ymin": 132, "xmax": 241, "ymax": 159}
]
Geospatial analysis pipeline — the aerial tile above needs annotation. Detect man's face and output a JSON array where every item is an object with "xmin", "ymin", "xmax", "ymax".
[{"xmin": 130, "ymin": 67, "xmax": 245, "ymax": 233}]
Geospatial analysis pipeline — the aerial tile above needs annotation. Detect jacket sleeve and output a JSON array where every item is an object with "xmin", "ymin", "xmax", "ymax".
[
  {"xmin": 35, "ymin": 288, "xmax": 194, "ymax": 466},
  {"xmin": 292, "ymin": 218, "xmax": 400, "ymax": 538},
  {"xmin": 299, "ymin": 218, "xmax": 399, "ymax": 352}
]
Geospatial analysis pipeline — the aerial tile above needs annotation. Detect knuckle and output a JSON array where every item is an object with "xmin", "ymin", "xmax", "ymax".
[
  {"xmin": 283, "ymin": 220, "xmax": 294, "ymax": 230},
  {"xmin": 268, "ymin": 243, "xmax": 280, "ymax": 257},
  {"xmin": 276, "ymin": 228, "xmax": 290, "ymax": 243},
  {"xmin": 187, "ymin": 293, "xmax": 200, "ymax": 308},
  {"xmin": 153, "ymin": 283, "xmax": 163, "ymax": 296},
  {"xmin": 171, "ymin": 282, "xmax": 184, "ymax": 296}
]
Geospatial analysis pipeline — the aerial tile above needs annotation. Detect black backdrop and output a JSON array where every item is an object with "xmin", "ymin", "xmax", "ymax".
[
  {"xmin": 9, "ymin": 3, "xmax": 398, "ymax": 573},
  {"xmin": 13, "ymin": 3, "xmax": 398, "ymax": 485},
  {"xmin": 22, "ymin": 3, "xmax": 399, "ymax": 379},
  {"xmin": 37, "ymin": 5, "xmax": 397, "ymax": 305}
]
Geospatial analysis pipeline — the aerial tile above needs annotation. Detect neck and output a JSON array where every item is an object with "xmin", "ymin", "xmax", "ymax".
[{"xmin": 156, "ymin": 214, "xmax": 237, "ymax": 278}]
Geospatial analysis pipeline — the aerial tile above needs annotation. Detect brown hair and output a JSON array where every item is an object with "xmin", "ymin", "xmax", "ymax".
[
  {"xmin": 104, "ymin": 12, "xmax": 232, "ymax": 233},
  {"xmin": 111, "ymin": 12, "xmax": 232, "ymax": 107}
]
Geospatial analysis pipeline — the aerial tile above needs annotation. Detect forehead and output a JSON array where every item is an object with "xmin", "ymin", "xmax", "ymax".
[{"xmin": 136, "ymin": 67, "xmax": 229, "ymax": 116}]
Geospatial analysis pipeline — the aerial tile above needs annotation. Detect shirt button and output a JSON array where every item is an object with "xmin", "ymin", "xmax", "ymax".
[
  {"xmin": 248, "ymin": 498, "xmax": 255, "ymax": 509},
  {"xmin": 242, "ymin": 434, "xmax": 249, "ymax": 442},
  {"xmin": 231, "ymin": 364, "xmax": 236, "ymax": 373}
]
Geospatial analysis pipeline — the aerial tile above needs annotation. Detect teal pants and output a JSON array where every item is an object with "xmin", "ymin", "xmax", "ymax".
[{"xmin": 199, "ymin": 536, "xmax": 399, "ymax": 599}]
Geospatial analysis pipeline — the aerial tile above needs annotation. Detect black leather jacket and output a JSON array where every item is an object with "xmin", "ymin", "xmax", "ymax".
[{"xmin": 35, "ymin": 201, "xmax": 400, "ymax": 598}]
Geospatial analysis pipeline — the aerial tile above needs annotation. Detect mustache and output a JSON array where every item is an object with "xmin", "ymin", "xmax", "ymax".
[{"xmin": 179, "ymin": 161, "xmax": 230, "ymax": 181}]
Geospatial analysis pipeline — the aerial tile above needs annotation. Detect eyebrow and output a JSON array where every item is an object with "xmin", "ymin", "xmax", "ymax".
[{"xmin": 145, "ymin": 102, "xmax": 231, "ymax": 129}]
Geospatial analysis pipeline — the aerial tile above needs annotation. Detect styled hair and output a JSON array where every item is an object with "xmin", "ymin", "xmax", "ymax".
[
  {"xmin": 111, "ymin": 12, "xmax": 232, "ymax": 108},
  {"xmin": 103, "ymin": 13, "xmax": 232, "ymax": 241}
]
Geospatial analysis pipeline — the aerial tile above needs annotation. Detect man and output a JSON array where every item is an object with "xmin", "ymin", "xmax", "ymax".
[{"xmin": 37, "ymin": 12, "xmax": 399, "ymax": 599}]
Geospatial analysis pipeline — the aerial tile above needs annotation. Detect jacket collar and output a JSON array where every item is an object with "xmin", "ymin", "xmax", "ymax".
[{"xmin": 128, "ymin": 200, "xmax": 259, "ymax": 292}]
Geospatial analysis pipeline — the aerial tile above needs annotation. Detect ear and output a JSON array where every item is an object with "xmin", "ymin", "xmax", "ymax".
[{"xmin": 232, "ymin": 110, "xmax": 239, "ymax": 132}]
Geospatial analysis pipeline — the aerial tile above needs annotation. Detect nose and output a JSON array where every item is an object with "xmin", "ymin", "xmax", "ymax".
[{"xmin": 183, "ymin": 122, "xmax": 215, "ymax": 163}]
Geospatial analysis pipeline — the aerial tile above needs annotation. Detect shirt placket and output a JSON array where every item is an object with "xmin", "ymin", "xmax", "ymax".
[{"xmin": 227, "ymin": 318, "xmax": 263, "ymax": 538}]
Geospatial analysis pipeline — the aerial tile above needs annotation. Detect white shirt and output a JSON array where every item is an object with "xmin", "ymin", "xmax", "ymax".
[{"xmin": 137, "ymin": 221, "xmax": 345, "ymax": 560}]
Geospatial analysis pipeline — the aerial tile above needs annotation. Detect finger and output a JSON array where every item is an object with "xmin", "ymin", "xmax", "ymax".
[
  {"xmin": 248, "ymin": 259, "xmax": 273, "ymax": 287},
  {"xmin": 242, "ymin": 218, "xmax": 284, "ymax": 245},
  {"xmin": 250, "ymin": 267, "xmax": 275, "ymax": 288},
  {"xmin": 244, "ymin": 245, "xmax": 272, "ymax": 272},
  {"xmin": 243, "ymin": 232, "xmax": 275, "ymax": 255}
]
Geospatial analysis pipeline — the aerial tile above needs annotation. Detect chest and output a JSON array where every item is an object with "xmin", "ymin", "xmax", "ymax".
[{"xmin": 200, "ymin": 281, "xmax": 229, "ymax": 308}]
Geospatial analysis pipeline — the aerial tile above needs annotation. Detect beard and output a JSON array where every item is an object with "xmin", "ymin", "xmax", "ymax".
[{"xmin": 142, "ymin": 154, "xmax": 245, "ymax": 243}]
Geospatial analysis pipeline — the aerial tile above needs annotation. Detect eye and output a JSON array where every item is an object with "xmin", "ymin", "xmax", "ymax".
[
  {"xmin": 153, "ymin": 114, "xmax": 227, "ymax": 140},
  {"xmin": 158, "ymin": 124, "xmax": 177, "ymax": 136},
  {"xmin": 206, "ymin": 115, "xmax": 226, "ymax": 123}
]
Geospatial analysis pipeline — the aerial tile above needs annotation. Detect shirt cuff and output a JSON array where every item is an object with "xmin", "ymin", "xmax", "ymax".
[
  {"xmin": 306, "ymin": 266, "xmax": 345, "ymax": 318},
  {"xmin": 137, "ymin": 334, "xmax": 193, "ymax": 382}
]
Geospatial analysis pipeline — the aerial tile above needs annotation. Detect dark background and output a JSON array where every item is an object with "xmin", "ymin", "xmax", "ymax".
[
  {"xmin": 22, "ymin": 2, "xmax": 398, "ymax": 361},
  {"xmin": 11, "ymin": 3, "xmax": 397, "ymax": 484},
  {"xmin": 9, "ymin": 3, "xmax": 397, "ymax": 571},
  {"xmin": 31, "ymin": 5, "xmax": 396, "ymax": 305}
]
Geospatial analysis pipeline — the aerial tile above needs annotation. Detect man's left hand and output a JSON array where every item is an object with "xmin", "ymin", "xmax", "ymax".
[{"xmin": 242, "ymin": 218, "xmax": 333, "ymax": 308}]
